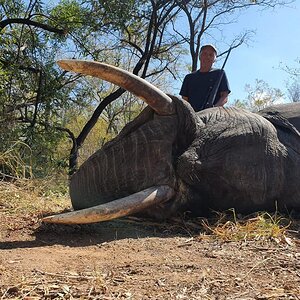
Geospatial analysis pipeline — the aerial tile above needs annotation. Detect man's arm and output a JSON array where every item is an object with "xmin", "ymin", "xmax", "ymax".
[
  {"xmin": 182, "ymin": 96, "xmax": 189, "ymax": 102},
  {"xmin": 214, "ymin": 91, "xmax": 229, "ymax": 107}
]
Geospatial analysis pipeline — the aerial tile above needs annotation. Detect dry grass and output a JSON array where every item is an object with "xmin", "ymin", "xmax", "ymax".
[
  {"xmin": 201, "ymin": 210, "xmax": 291, "ymax": 243},
  {"xmin": 0, "ymin": 178, "xmax": 70, "ymax": 216}
]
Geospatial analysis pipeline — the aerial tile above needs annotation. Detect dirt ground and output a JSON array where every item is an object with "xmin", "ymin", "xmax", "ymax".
[{"xmin": 1, "ymin": 200, "xmax": 300, "ymax": 299}]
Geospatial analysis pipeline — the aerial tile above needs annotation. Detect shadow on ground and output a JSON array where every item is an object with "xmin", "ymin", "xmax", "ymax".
[{"xmin": 0, "ymin": 216, "xmax": 196, "ymax": 250}]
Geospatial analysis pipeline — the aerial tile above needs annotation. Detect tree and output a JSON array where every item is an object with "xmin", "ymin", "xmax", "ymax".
[
  {"xmin": 0, "ymin": 0, "xmax": 68, "ymax": 176},
  {"xmin": 238, "ymin": 79, "xmax": 284, "ymax": 112},
  {"xmin": 0, "ymin": 0, "xmax": 184, "ymax": 175},
  {"xmin": 284, "ymin": 58, "xmax": 300, "ymax": 102},
  {"xmin": 287, "ymin": 81, "xmax": 300, "ymax": 102}
]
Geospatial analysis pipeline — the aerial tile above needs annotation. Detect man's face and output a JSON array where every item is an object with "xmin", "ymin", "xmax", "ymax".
[{"xmin": 199, "ymin": 47, "xmax": 216, "ymax": 68}]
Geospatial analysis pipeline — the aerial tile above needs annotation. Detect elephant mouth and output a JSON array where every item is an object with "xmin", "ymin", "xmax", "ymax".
[{"xmin": 43, "ymin": 60, "xmax": 178, "ymax": 224}]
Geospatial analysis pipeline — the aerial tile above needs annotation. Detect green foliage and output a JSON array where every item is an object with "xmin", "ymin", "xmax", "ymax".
[
  {"xmin": 99, "ymin": 0, "xmax": 136, "ymax": 27},
  {"xmin": 0, "ymin": 0, "xmax": 25, "ymax": 16},
  {"xmin": 49, "ymin": 0, "xmax": 87, "ymax": 32},
  {"xmin": 22, "ymin": 126, "xmax": 68, "ymax": 176},
  {"xmin": 0, "ymin": 0, "xmax": 95, "ymax": 174},
  {"xmin": 234, "ymin": 79, "xmax": 284, "ymax": 112}
]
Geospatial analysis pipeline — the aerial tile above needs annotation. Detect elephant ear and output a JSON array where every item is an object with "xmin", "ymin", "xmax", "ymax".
[
  {"xmin": 258, "ymin": 103, "xmax": 300, "ymax": 137},
  {"xmin": 42, "ymin": 186, "xmax": 175, "ymax": 224},
  {"xmin": 57, "ymin": 60, "xmax": 175, "ymax": 116}
]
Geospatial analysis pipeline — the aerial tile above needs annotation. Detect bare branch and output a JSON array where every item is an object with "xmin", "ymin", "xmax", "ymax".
[{"xmin": 0, "ymin": 18, "xmax": 65, "ymax": 34}]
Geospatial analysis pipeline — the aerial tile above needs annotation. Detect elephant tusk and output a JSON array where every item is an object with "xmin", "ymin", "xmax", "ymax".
[
  {"xmin": 42, "ymin": 185, "xmax": 175, "ymax": 224},
  {"xmin": 57, "ymin": 60, "xmax": 175, "ymax": 116}
]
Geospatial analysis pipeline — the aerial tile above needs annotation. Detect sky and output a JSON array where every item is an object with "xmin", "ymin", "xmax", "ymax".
[{"xmin": 211, "ymin": 1, "xmax": 300, "ymax": 104}]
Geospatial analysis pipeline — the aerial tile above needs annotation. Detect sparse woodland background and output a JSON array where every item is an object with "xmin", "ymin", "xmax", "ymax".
[{"xmin": 0, "ymin": 0, "xmax": 299, "ymax": 183}]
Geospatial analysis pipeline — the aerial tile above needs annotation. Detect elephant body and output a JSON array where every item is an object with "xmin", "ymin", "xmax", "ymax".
[{"xmin": 43, "ymin": 61, "xmax": 300, "ymax": 224}]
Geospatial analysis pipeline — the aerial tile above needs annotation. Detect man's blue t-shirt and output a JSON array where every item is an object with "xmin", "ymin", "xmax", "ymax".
[{"xmin": 179, "ymin": 69, "xmax": 230, "ymax": 112}]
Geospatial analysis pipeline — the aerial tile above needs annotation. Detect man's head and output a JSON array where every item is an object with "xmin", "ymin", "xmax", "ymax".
[
  {"xmin": 200, "ymin": 44, "xmax": 217, "ymax": 56},
  {"xmin": 199, "ymin": 44, "xmax": 217, "ymax": 71}
]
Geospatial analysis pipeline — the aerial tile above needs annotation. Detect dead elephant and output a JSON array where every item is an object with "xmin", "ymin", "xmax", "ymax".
[{"xmin": 43, "ymin": 60, "xmax": 300, "ymax": 224}]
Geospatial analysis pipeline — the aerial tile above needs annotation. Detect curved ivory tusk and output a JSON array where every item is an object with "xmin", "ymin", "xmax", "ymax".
[
  {"xmin": 42, "ymin": 185, "xmax": 175, "ymax": 224},
  {"xmin": 57, "ymin": 60, "xmax": 175, "ymax": 116}
]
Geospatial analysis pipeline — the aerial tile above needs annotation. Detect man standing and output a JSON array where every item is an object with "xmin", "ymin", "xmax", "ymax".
[{"xmin": 180, "ymin": 44, "xmax": 231, "ymax": 112}]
